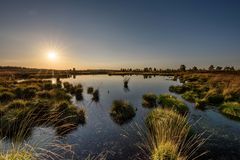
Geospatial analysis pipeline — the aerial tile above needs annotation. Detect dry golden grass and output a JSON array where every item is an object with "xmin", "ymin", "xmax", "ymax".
[
  {"xmin": 181, "ymin": 73, "xmax": 240, "ymax": 101},
  {"xmin": 139, "ymin": 109, "xmax": 207, "ymax": 160}
]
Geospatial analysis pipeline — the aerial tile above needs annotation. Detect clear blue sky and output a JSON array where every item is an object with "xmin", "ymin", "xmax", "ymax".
[{"xmin": 0, "ymin": 0, "xmax": 240, "ymax": 69}]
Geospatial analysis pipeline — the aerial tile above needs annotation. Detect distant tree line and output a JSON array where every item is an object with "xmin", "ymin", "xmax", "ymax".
[{"xmin": 120, "ymin": 64, "xmax": 239, "ymax": 73}]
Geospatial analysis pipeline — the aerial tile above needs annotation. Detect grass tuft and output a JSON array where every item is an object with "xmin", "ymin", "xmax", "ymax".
[
  {"xmin": 219, "ymin": 102, "xmax": 240, "ymax": 120},
  {"xmin": 144, "ymin": 108, "xmax": 207, "ymax": 160},
  {"xmin": 158, "ymin": 94, "xmax": 188, "ymax": 115},
  {"xmin": 87, "ymin": 87, "xmax": 94, "ymax": 94},
  {"xmin": 142, "ymin": 93, "xmax": 158, "ymax": 108},
  {"xmin": 110, "ymin": 100, "xmax": 136, "ymax": 124}
]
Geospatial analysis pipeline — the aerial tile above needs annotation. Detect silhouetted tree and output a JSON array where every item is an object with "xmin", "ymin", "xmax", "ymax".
[
  {"xmin": 192, "ymin": 66, "xmax": 198, "ymax": 71},
  {"xmin": 180, "ymin": 65, "xmax": 186, "ymax": 71},
  {"xmin": 144, "ymin": 68, "xmax": 149, "ymax": 72},
  {"xmin": 208, "ymin": 65, "xmax": 214, "ymax": 71},
  {"xmin": 224, "ymin": 66, "xmax": 235, "ymax": 71},
  {"xmin": 215, "ymin": 66, "xmax": 222, "ymax": 71}
]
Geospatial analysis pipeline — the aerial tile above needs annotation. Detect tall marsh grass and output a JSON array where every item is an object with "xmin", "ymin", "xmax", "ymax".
[{"xmin": 141, "ymin": 108, "xmax": 207, "ymax": 160}]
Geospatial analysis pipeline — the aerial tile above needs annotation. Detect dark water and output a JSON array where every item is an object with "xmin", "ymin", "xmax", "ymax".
[{"xmin": 2, "ymin": 75, "xmax": 240, "ymax": 159}]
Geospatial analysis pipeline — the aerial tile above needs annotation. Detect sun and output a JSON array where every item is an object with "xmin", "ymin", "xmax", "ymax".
[{"xmin": 47, "ymin": 51, "xmax": 57, "ymax": 61}]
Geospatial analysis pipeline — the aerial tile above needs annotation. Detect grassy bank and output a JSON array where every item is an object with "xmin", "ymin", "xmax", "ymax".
[
  {"xmin": 219, "ymin": 102, "xmax": 240, "ymax": 120},
  {"xmin": 169, "ymin": 73, "xmax": 240, "ymax": 119}
]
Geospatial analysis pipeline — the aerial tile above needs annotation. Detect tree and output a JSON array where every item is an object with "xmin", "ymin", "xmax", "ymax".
[
  {"xmin": 215, "ymin": 66, "xmax": 222, "ymax": 71},
  {"xmin": 208, "ymin": 65, "xmax": 214, "ymax": 71},
  {"xmin": 224, "ymin": 66, "xmax": 235, "ymax": 71},
  {"xmin": 179, "ymin": 65, "xmax": 186, "ymax": 71},
  {"xmin": 144, "ymin": 68, "xmax": 149, "ymax": 72},
  {"xmin": 192, "ymin": 66, "xmax": 198, "ymax": 71},
  {"xmin": 230, "ymin": 66, "xmax": 235, "ymax": 71}
]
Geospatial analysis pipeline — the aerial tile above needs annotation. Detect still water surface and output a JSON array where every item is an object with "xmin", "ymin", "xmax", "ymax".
[{"xmin": 2, "ymin": 75, "xmax": 240, "ymax": 159}]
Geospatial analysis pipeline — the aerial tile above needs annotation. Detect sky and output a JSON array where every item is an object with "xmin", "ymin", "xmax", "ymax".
[{"xmin": 0, "ymin": 0, "xmax": 240, "ymax": 69}]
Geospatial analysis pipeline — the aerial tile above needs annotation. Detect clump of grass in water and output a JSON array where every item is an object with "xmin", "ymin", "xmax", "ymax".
[
  {"xmin": 140, "ymin": 108, "xmax": 207, "ymax": 160},
  {"xmin": 169, "ymin": 85, "xmax": 189, "ymax": 94},
  {"xmin": 71, "ymin": 84, "xmax": 84, "ymax": 101},
  {"xmin": 0, "ymin": 91, "xmax": 86, "ymax": 140},
  {"xmin": 110, "ymin": 100, "xmax": 136, "ymax": 125},
  {"xmin": 0, "ymin": 101, "xmax": 87, "ymax": 159},
  {"xmin": 219, "ymin": 102, "xmax": 240, "ymax": 120},
  {"xmin": 142, "ymin": 93, "xmax": 157, "ymax": 108},
  {"xmin": 195, "ymin": 99, "xmax": 207, "ymax": 110},
  {"xmin": 123, "ymin": 77, "xmax": 130, "ymax": 89},
  {"xmin": 63, "ymin": 82, "xmax": 74, "ymax": 93},
  {"xmin": 181, "ymin": 91, "xmax": 199, "ymax": 103},
  {"xmin": 52, "ymin": 101, "xmax": 86, "ymax": 135},
  {"xmin": 158, "ymin": 94, "xmax": 188, "ymax": 115},
  {"xmin": 87, "ymin": 87, "xmax": 94, "ymax": 94},
  {"xmin": 92, "ymin": 89, "xmax": 99, "ymax": 102}
]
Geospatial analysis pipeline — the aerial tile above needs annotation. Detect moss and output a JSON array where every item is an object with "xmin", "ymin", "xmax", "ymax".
[
  {"xmin": 219, "ymin": 102, "xmax": 240, "ymax": 120},
  {"xmin": 142, "ymin": 93, "xmax": 157, "ymax": 108},
  {"xmin": 158, "ymin": 94, "xmax": 188, "ymax": 115},
  {"xmin": 110, "ymin": 100, "xmax": 136, "ymax": 124},
  {"xmin": 0, "ymin": 92, "xmax": 14, "ymax": 103}
]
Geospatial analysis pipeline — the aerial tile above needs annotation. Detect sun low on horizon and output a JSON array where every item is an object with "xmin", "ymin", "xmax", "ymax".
[{"xmin": 47, "ymin": 50, "xmax": 58, "ymax": 61}]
